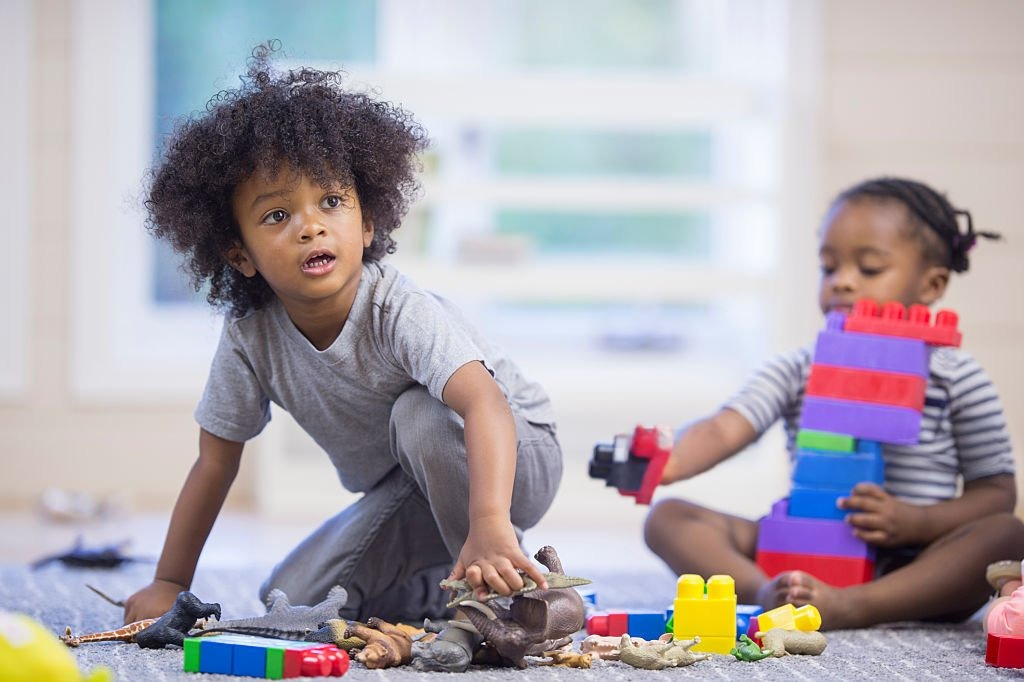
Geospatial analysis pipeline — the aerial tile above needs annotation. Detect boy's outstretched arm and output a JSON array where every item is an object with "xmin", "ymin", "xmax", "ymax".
[
  {"xmin": 122, "ymin": 429, "xmax": 243, "ymax": 623},
  {"xmin": 441, "ymin": 360, "xmax": 548, "ymax": 599},
  {"xmin": 840, "ymin": 473, "xmax": 1017, "ymax": 547},
  {"xmin": 659, "ymin": 408, "xmax": 758, "ymax": 485}
]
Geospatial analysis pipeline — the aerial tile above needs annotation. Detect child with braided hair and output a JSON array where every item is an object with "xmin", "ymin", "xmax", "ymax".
[
  {"xmin": 122, "ymin": 42, "xmax": 563, "ymax": 624},
  {"xmin": 644, "ymin": 176, "xmax": 1024, "ymax": 630}
]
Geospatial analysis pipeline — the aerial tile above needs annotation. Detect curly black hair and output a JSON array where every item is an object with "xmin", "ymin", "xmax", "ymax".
[
  {"xmin": 145, "ymin": 40, "xmax": 429, "ymax": 316},
  {"xmin": 832, "ymin": 176, "xmax": 1001, "ymax": 273}
]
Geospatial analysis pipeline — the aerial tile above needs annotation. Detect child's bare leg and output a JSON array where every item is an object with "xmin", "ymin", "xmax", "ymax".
[
  {"xmin": 756, "ymin": 512, "xmax": 1024, "ymax": 630},
  {"xmin": 644, "ymin": 499, "xmax": 765, "ymax": 602}
]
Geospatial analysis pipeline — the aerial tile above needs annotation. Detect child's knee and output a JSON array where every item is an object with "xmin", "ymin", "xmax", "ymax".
[{"xmin": 644, "ymin": 499, "xmax": 702, "ymax": 547}]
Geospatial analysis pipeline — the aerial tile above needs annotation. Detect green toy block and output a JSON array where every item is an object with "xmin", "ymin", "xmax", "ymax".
[
  {"xmin": 266, "ymin": 648, "xmax": 284, "ymax": 679},
  {"xmin": 183, "ymin": 637, "xmax": 201, "ymax": 672},
  {"xmin": 796, "ymin": 429, "xmax": 854, "ymax": 453}
]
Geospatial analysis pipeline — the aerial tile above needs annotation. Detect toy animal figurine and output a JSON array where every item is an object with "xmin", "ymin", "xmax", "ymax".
[
  {"xmin": 201, "ymin": 585, "xmax": 348, "ymax": 641},
  {"xmin": 615, "ymin": 633, "xmax": 708, "ymax": 670},
  {"xmin": 60, "ymin": 619, "xmax": 157, "ymax": 647},
  {"xmin": 305, "ymin": 619, "xmax": 368, "ymax": 651},
  {"xmin": 731, "ymin": 633, "xmax": 773, "ymax": 661},
  {"xmin": 30, "ymin": 537, "xmax": 149, "ymax": 570},
  {"xmin": 440, "ymin": 572, "xmax": 590, "ymax": 608},
  {"xmin": 458, "ymin": 545, "xmax": 588, "ymax": 669},
  {"xmin": 580, "ymin": 633, "xmax": 648, "ymax": 660},
  {"xmin": 342, "ymin": 618, "xmax": 416, "ymax": 669},
  {"xmin": 537, "ymin": 649, "xmax": 593, "ymax": 668},
  {"xmin": 757, "ymin": 628, "xmax": 827, "ymax": 656},
  {"xmin": 135, "ymin": 591, "xmax": 222, "ymax": 649},
  {"xmin": 410, "ymin": 619, "xmax": 482, "ymax": 673}
]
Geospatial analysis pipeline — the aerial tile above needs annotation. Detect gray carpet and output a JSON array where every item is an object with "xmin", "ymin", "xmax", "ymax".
[{"xmin": 0, "ymin": 562, "xmax": 1015, "ymax": 680}]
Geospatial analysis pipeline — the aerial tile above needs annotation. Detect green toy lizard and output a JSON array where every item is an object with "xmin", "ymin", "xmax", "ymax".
[{"xmin": 730, "ymin": 634, "xmax": 773, "ymax": 662}]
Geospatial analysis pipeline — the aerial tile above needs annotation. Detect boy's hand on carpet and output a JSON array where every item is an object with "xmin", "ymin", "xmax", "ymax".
[
  {"xmin": 839, "ymin": 483, "xmax": 923, "ymax": 547},
  {"xmin": 122, "ymin": 579, "xmax": 186, "ymax": 624}
]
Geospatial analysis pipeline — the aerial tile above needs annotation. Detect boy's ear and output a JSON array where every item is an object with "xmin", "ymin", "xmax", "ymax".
[
  {"xmin": 225, "ymin": 242, "xmax": 258, "ymax": 278},
  {"xmin": 918, "ymin": 265, "xmax": 950, "ymax": 305},
  {"xmin": 362, "ymin": 219, "xmax": 375, "ymax": 248}
]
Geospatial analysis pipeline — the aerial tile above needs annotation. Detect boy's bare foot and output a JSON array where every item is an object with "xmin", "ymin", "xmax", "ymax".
[{"xmin": 755, "ymin": 571, "xmax": 863, "ymax": 630}]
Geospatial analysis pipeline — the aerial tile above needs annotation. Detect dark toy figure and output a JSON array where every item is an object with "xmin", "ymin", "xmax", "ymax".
[
  {"xmin": 589, "ymin": 425, "xmax": 671, "ymax": 505},
  {"xmin": 135, "ymin": 591, "xmax": 222, "ymax": 649},
  {"xmin": 30, "ymin": 537, "xmax": 150, "ymax": 570}
]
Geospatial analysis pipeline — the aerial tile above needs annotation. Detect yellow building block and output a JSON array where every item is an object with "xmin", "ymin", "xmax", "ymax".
[
  {"xmin": 757, "ymin": 603, "xmax": 821, "ymax": 632},
  {"xmin": 672, "ymin": 574, "xmax": 737, "ymax": 646}
]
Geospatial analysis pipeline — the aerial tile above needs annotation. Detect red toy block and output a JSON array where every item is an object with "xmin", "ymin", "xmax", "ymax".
[
  {"xmin": 843, "ymin": 299, "xmax": 961, "ymax": 347},
  {"xmin": 805, "ymin": 364, "xmax": 926, "ymax": 410},
  {"xmin": 586, "ymin": 611, "xmax": 630, "ymax": 637},
  {"xmin": 756, "ymin": 550, "xmax": 873, "ymax": 587},
  {"xmin": 987, "ymin": 633, "xmax": 1024, "ymax": 668}
]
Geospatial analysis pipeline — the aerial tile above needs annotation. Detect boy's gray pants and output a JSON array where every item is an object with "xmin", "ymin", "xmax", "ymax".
[{"xmin": 258, "ymin": 385, "xmax": 563, "ymax": 622}]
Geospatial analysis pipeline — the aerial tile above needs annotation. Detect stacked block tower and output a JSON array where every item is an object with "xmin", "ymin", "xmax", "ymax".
[{"xmin": 756, "ymin": 300, "xmax": 961, "ymax": 586}]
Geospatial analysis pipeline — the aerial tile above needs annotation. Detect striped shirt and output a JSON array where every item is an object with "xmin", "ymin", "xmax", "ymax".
[{"xmin": 724, "ymin": 345, "xmax": 1016, "ymax": 505}]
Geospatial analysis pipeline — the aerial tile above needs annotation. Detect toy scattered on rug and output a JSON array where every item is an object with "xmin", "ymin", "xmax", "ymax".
[
  {"xmin": 730, "ymin": 634, "xmax": 772, "ymax": 661},
  {"xmin": 580, "ymin": 634, "xmax": 649, "ymax": 660},
  {"xmin": 1, "ymin": 610, "xmax": 112, "ymax": 682},
  {"xmin": 757, "ymin": 628, "xmax": 827, "ymax": 657},
  {"xmin": 60, "ymin": 617, "xmax": 157, "ymax": 647},
  {"xmin": 588, "ymin": 425, "xmax": 671, "ymax": 505},
  {"xmin": 200, "ymin": 585, "xmax": 348, "ymax": 641},
  {"xmin": 614, "ymin": 633, "xmax": 708, "ymax": 670},
  {"xmin": 411, "ymin": 545, "xmax": 589, "ymax": 671},
  {"xmin": 536, "ymin": 649, "xmax": 593, "ymax": 668},
  {"xmin": 30, "ymin": 537, "xmax": 150, "ymax": 570},
  {"xmin": 984, "ymin": 559, "xmax": 1024, "ymax": 668},
  {"xmin": 136, "ymin": 591, "xmax": 223, "ymax": 649},
  {"xmin": 184, "ymin": 633, "xmax": 349, "ymax": 677},
  {"xmin": 330, "ymin": 618, "xmax": 417, "ymax": 669}
]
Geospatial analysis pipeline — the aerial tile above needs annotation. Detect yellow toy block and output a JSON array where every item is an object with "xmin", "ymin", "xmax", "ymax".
[
  {"xmin": 757, "ymin": 603, "xmax": 821, "ymax": 632},
  {"xmin": 672, "ymin": 574, "xmax": 737, "ymax": 654}
]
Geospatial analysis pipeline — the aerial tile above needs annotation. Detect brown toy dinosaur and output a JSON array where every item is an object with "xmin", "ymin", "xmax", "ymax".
[
  {"xmin": 458, "ymin": 545, "xmax": 588, "ymax": 669},
  {"xmin": 343, "ymin": 618, "xmax": 418, "ymax": 669},
  {"xmin": 60, "ymin": 619, "xmax": 157, "ymax": 647}
]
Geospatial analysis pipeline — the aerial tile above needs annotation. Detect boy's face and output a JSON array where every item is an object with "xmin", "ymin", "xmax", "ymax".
[
  {"xmin": 817, "ymin": 198, "xmax": 949, "ymax": 315},
  {"xmin": 227, "ymin": 165, "xmax": 373, "ymax": 315}
]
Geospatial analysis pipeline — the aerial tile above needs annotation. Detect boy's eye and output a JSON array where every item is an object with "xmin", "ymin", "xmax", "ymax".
[
  {"xmin": 819, "ymin": 264, "xmax": 835, "ymax": 276},
  {"xmin": 859, "ymin": 266, "xmax": 883, "ymax": 277},
  {"xmin": 322, "ymin": 195, "xmax": 343, "ymax": 209},
  {"xmin": 263, "ymin": 209, "xmax": 287, "ymax": 225}
]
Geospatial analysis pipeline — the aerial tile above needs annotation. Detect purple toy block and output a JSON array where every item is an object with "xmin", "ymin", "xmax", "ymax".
[
  {"xmin": 801, "ymin": 397, "xmax": 920, "ymax": 445},
  {"xmin": 758, "ymin": 498, "xmax": 874, "ymax": 559},
  {"xmin": 814, "ymin": 329, "xmax": 929, "ymax": 378}
]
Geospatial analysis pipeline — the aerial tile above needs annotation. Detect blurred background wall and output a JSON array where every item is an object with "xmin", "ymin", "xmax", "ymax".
[{"xmin": 1, "ymin": 0, "xmax": 1021, "ymax": 534}]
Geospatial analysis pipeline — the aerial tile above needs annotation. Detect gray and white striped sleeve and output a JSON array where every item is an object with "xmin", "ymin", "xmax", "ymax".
[
  {"xmin": 939, "ymin": 350, "xmax": 1016, "ymax": 482},
  {"xmin": 723, "ymin": 346, "xmax": 811, "ymax": 437}
]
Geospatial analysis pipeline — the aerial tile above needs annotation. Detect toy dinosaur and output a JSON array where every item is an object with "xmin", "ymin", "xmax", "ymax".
[
  {"xmin": 537, "ymin": 649, "xmax": 593, "ymax": 668},
  {"xmin": 135, "ymin": 591, "xmax": 222, "ymax": 649},
  {"xmin": 731, "ymin": 633, "xmax": 773, "ymax": 661},
  {"xmin": 60, "ymin": 619, "xmax": 157, "ymax": 647},
  {"xmin": 305, "ymin": 619, "xmax": 368, "ymax": 651},
  {"xmin": 342, "ymin": 618, "xmax": 417, "ymax": 669},
  {"xmin": 410, "ymin": 619, "xmax": 482, "ymax": 673},
  {"xmin": 757, "ymin": 628, "xmax": 827, "ymax": 656},
  {"xmin": 457, "ymin": 545, "xmax": 588, "ymax": 669},
  {"xmin": 615, "ymin": 633, "xmax": 708, "ymax": 670},
  {"xmin": 200, "ymin": 585, "xmax": 348, "ymax": 641},
  {"xmin": 30, "ymin": 538, "xmax": 150, "ymax": 570},
  {"xmin": 440, "ymin": 572, "xmax": 591, "ymax": 608},
  {"xmin": 580, "ymin": 633, "xmax": 648, "ymax": 660}
]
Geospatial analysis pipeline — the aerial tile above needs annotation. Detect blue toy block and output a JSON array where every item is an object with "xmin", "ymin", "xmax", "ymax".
[
  {"xmin": 199, "ymin": 638, "xmax": 234, "ymax": 674},
  {"xmin": 814, "ymin": 320, "xmax": 929, "ymax": 378},
  {"xmin": 736, "ymin": 604, "xmax": 763, "ymax": 640},
  {"xmin": 792, "ymin": 449, "xmax": 884, "ymax": 490},
  {"xmin": 232, "ymin": 643, "xmax": 267, "ymax": 677},
  {"xmin": 628, "ymin": 611, "xmax": 668, "ymax": 640},
  {"xmin": 801, "ymin": 396, "xmax": 921, "ymax": 444},
  {"xmin": 789, "ymin": 486, "xmax": 846, "ymax": 520},
  {"xmin": 857, "ymin": 440, "xmax": 882, "ymax": 456}
]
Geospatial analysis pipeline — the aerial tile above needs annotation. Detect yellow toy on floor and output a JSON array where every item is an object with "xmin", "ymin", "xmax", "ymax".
[{"xmin": 0, "ymin": 610, "xmax": 111, "ymax": 682}]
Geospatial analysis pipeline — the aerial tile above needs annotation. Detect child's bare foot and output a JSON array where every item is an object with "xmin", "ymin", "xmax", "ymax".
[{"xmin": 755, "ymin": 571, "xmax": 863, "ymax": 630}]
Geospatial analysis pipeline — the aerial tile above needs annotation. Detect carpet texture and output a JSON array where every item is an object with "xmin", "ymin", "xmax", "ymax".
[{"xmin": 0, "ymin": 562, "xmax": 1013, "ymax": 680}]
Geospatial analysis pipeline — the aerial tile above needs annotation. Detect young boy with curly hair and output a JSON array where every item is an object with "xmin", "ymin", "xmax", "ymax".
[
  {"xmin": 644, "ymin": 177, "xmax": 1024, "ymax": 630},
  {"xmin": 123, "ymin": 42, "xmax": 562, "ymax": 624}
]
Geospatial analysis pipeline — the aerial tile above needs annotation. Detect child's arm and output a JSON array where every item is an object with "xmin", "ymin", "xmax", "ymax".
[
  {"xmin": 659, "ymin": 408, "xmax": 758, "ymax": 485},
  {"xmin": 840, "ymin": 473, "xmax": 1017, "ymax": 547},
  {"xmin": 440, "ymin": 360, "xmax": 549, "ymax": 598},
  {"xmin": 122, "ymin": 428, "xmax": 243, "ymax": 623}
]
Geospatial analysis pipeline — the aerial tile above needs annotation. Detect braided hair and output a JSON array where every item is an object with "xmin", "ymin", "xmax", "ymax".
[{"xmin": 834, "ymin": 177, "xmax": 1000, "ymax": 273}]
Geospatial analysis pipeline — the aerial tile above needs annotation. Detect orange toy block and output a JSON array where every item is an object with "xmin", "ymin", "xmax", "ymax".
[{"xmin": 672, "ymin": 574, "xmax": 737, "ymax": 655}]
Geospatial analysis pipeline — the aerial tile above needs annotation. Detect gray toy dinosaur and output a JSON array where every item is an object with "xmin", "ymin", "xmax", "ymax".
[{"xmin": 199, "ymin": 585, "xmax": 348, "ymax": 640}]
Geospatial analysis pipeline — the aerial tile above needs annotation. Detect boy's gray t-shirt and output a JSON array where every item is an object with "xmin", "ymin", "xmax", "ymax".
[{"xmin": 195, "ymin": 261, "xmax": 555, "ymax": 493}]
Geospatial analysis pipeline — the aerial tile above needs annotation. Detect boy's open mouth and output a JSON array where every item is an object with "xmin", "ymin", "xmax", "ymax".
[{"xmin": 302, "ymin": 251, "xmax": 336, "ymax": 272}]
